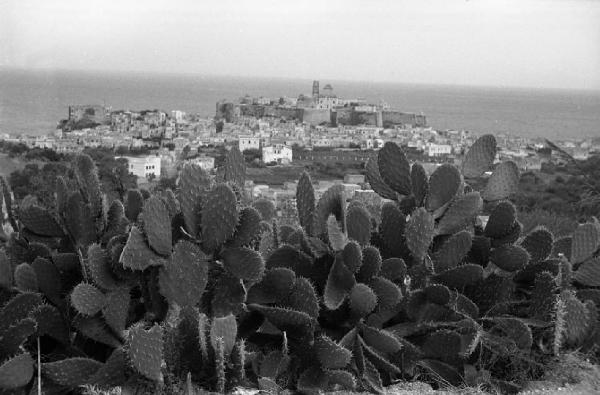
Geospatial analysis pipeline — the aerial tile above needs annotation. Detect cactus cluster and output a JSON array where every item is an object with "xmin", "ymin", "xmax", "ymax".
[{"xmin": 1, "ymin": 137, "xmax": 600, "ymax": 394}]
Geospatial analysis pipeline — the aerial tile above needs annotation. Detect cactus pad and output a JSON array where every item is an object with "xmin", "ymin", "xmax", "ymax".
[
  {"xmin": 357, "ymin": 245, "xmax": 382, "ymax": 283},
  {"xmin": 142, "ymin": 196, "xmax": 172, "ymax": 256},
  {"xmin": 178, "ymin": 164, "xmax": 211, "ymax": 236},
  {"xmin": 43, "ymin": 357, "xmax": 103, "ymax": 387},
  {"xmin": 482, "ymin": 161, "xmax": 519, "ymax": 201},
  {"xmin": 201, "ymin": 183, "xmax": 239, "ymax": 251},
  {"xmin": 297, "ymin": 171, "xmax": 316, "ymax": 235},
  {"xmin": 380, "ymin": 257, "xmax": 407, "ymax": 282},
  {"xmin": 365, "ymin": 157, "xmax": 397, "ymax": 200},
  {"xmin": 571, "ymin": 222, "xmax": 600, "ymax": 264},
  {"xmin": 485, "ymin": 200, "xmax": 517, "ymax": 238},
  {"xmin": 73, "ymin": 316, "xmax": 121, "ymax": 348},
  {"xmin": 71, "ymin": 283, "xmax": 106, "ymax": 316},
  {"xmin": 520, "ymin": 226, "xmax": 554, "ymax": 263},
  {"xmin": 102, "ymin": 287, "xmax": 130, "ymax": 335},
  {"xmin": 316, "ymin": 185, "xmax": 346, "ymax": 237},
  {"xmin": 19, "ymin": 204, "xmax": 64, "ymax": 237},
  {"xmin": 433, "ymin": 264, "xmax": 484, "ymax": 289},
  {"xmin": 361, "ymin": 324, "xmax": 403, "ymax": 354},
  {"xmin": 462, "ymin": 134, "xmax": 497, "ymax": 178},
  {"xmin": 552, "ymin": 236, "xmax": 573, "ymax": 259},
  {"xmin": 0, "ymin": 251, "xmax": 10, "ymax": 289},
  {"xmin": 342, "ymin": 241, "xmax": 363, "ymax": 273},
  {"xmin": 405, "ymin": 207, "xmax": 434, "ymax": 261},
  {"xmin": 266, "ymin": 244, "xmax": 312, "ymax": 276},
  {"xmin": 377, "ymin": 142, "xmax": 412, "ymax": 195},
  {"xmin": 346, "ymin": 204, "xmax": 372, "ymax": 245},
  {"xmin": 315, "ymin": 335, "xmax": 352, "ymax": 369},
  {"xmin": 252, "ymin": 198, "xmax": 276, "ymax": 222},
  {"xmin": 530, "ymin": 271, "xmax": 557, "ymax": 322},
  {"xmin": 349, "ymin": 283, "xmax": 378, "ymax": 317},
  {"xmin": 411, "ymin": 162, "xmax": 429, "ymax": 206},
  {"xmin": 286, "ymin": 277, "xmax": 320, "ymax": 318},
  {"xmin": 426, "ymin": 164, "xmax": 462, "ymax": 213},
  {"xmin": 222, "ymin": 246, "xmax": 265, "ymax": 282},
  {"xmin": 327, "ymin": 215, "xmax": 348, "ymax": 251},
  {"xmin": 125, "ymin": 189, "xmax": 144, "ymax": 222},
  {"xmin": 573, "ymin": 258, "xmax": 600, "ymax": 287},
  {"xmin": 0, "ymin": 317, "xmax": 36, "ymax": 355},
  {"xmin": 31, "ymin": 304, "xmax": 69, "ymax": 344},
  {"xmin": 223, "ymin": 145, "xmax": 246, "ymax": 187},
  {"xmin": 491, "ymin": 220, "xmax": 523, "ymax": 247},
  {"xmin": 490, "ymin": 244, "xmax": 530, "ymax": 272},
  {"xmin": 89, "ymin": 348, "xmax": 128, "ymax": 389},
  {"xmin": 324, "ymin": 256, "xmax": 356, "ymax": 310},
  {"xmin": 127, "ymin": 323, "xmax": 164, "ymax": 381},
  {"xmin": 326, "ymin": 370, "xmax": 356, "ymax": 391},
  {"xmin": 73, "ymin": 154, "xmax": 103, "ymax": 215},
  {"xmin": 0, "ymin": 293, "xmax": 43, "ymax": 334},
  {"xmin": 422, "ymin": 329, "xmax": 462, "ymax": 364},
  {"xmin": 120, "ymin": 226, "xmax": 166, "ymax": 270},
  {"xmin": 0, "ymin": 353, "xmax": 34, "ymax": 389},
  {"xmin": 379, "ymin": 202, "xmax": 406, "ymax": 257},
  {"xmin": 369, "ymin": 276, "xmax": 402, "ymax": 309},
  {"xmin": 31, "ymin": 257, "xmax": 61, "ymax": 305},
  {"xmin": 210, "ymin": 314, "xmax": 237, "ymax": 357},
  {"xmin": 159, "ymin": 240, "xmax": 209, "ymax": 307},
  {"xmin": 228, "ymin": 206, "xmax": 261, "ymax": 247},
  {"xmin": 436, "ymin": 192, "xmax": 483, "ymax": 235},
  {"xmin": 249, "ymin": 267, "xmax": 296, "ymax": 303},
  {"xmin": 489, "ymin": 317, "xmax": 532, "ymax": 350},
  {"xmin": 433, "ymin": 230, "xmax": 472, "ymax": 273},
  {"xmin": 424, "ymin": 284, "xmax": 452, "ymax": 305},
  {"xmin": 87, "ymin": 244, "xmax": 119, "ymax": 290},
  {"xmin": 455, "ymin": 293, "xmax": 479, "ymax": 319},
  {"xmin": 247, "ymin": 304, "xmax": 313, "ymax": 339},
  {"xmin": 14, "ymin": 263, "xmax": 38, "ymax": 292}
]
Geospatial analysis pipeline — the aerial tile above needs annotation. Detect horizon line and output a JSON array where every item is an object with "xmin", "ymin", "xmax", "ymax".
[{"xmin": 2, "ymin": 65, "xmax": 599, "ymax": 94}]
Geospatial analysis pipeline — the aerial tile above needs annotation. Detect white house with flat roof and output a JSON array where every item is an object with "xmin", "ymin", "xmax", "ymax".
[
  {"xmin": 116, "ymin": 156, "xmax": 161, "ymax": 179},
  {"xmin": 426, "ymin": 143, "xmax": 452, "ymax": 157},
  {"xmin": 185, "ymin": 156, "xmax": 215, "ymax": 171},
  {"xmin": 262, "ymin": 145, "xmax": 292, "ymax": 164},
  {"xmin": 238, "ymin": 136, "xmax": 261, "ymax": 152}
]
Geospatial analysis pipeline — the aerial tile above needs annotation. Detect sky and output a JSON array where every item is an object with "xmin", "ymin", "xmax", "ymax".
[{"xmin": 1, "ymin": 0, "xmax": 599, "ymax": 90}]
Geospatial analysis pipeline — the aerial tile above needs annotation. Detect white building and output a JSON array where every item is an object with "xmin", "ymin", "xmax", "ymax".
[
  {"xmin": 262, "ymin": 145, "xmax": 293, "ymax": 164},
  {"xmin": 316, "ymin": 96, "xmax": 340, "ymax": 110},
  {"xmin": 117, "ymin": 156, "xmax": 162, "ymax": 179},
  {"xmin": 427, "ymin": 143, "xmax": 452, "ymax": 157},
  {"xmin": 186, "ymin": 156, "xmax": 215, "ymax": 171},
  {"xmin": 238, "ymin": 136, "xmax": 261, "ymax": 152},
  {"xmin": 256, "ymin": 97, "xmax": 271, "ymax": 105},
  {"xmin": 170, "ymin": 110, "xmax": 185, "ymax": 123}
]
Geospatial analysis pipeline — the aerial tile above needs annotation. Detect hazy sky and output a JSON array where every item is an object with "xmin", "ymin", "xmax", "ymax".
[{"xmin": 1, "ymin": 0, "xmax": 599, "ymax": 90}]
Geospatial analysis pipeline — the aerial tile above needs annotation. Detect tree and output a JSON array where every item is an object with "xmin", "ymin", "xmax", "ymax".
[
  {"xmin": 182, "ymin": 145, "xmax": 191, "ymax": 159},
  {"xmin": 243, "ymin": 148, "xmax": 262, "ymax": 164},
  {"xmin": 216, "ymin": 120, "xmax": 224, "ymax": 133},
  {"xmin": 83, "ymin": 148, "xmax": 137, "ymax": 201},
  {"xmin": 157, "ymin": 176, "xmax": 177, "ymax": 192}
]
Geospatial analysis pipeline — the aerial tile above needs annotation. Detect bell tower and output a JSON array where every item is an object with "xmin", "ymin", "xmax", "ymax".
[{"xmin": 312, "ymin": 80, "xmax": 320, "ymax": 99}]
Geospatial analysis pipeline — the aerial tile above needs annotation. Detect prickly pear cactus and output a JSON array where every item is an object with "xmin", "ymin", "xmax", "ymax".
[{"xmin": 1, "ymin": 132, "xmax": 598, "ymax": 394}]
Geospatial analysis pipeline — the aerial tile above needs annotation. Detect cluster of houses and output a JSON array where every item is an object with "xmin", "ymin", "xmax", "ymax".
[{"xmin": 2, "ymin": 83, "xmax": 599, "ymax": 192}]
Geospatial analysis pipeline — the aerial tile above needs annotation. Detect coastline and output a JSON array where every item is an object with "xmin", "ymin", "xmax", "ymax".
[{"xmin": 2, "ymin": 68, "xmax": 599, "ymax": 139}]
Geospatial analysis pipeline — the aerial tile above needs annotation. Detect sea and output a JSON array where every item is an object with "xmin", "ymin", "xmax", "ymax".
[{"xmin": 1, "ymin": 68, "xmax": 599, "ymax": 140}]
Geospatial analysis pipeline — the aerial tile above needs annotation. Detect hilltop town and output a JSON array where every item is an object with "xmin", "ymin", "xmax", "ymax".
[{"xmin": 1, "ymin": 81, "xmax": 599, "ymax": 216}]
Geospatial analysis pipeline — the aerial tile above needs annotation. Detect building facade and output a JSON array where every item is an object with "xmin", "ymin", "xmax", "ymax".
[
  {"xmin": 263, "ymin": 145, "xmax": 293, "ymax": 164},
  {"xmin": 427, "ymin": 143, "xmax": 452, "ymax": 157},
  {"xmin": 238, "ymin": 136, "xmax": 261, "ymax": 152},
  {"xmin": 117, "ymin": 156, "xmax": 162, "ymax": 178}
]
